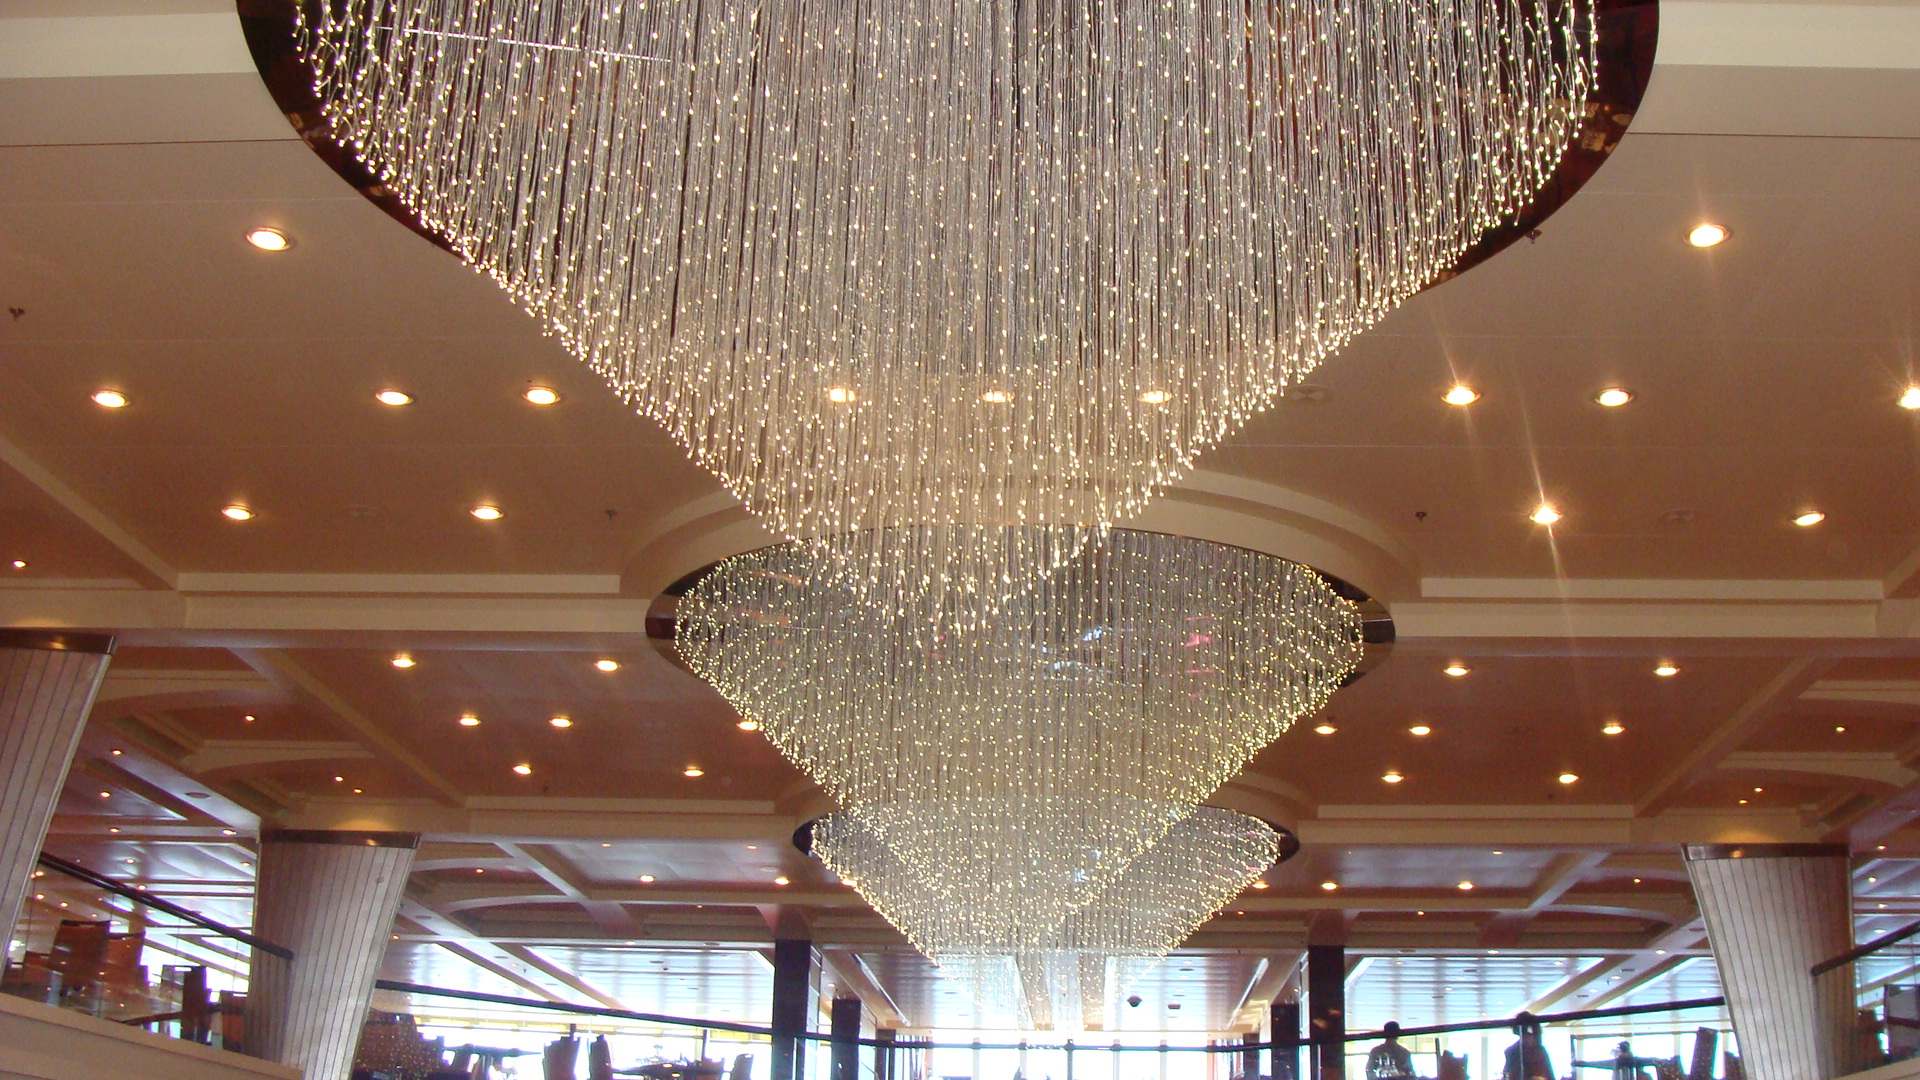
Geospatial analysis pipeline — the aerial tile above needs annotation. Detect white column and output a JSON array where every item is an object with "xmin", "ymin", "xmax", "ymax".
[
  {"xmin": 0, "ymin": 630, "xmax": 114, "ymax": 932},
  {"xmin": 248, "ymin": 829, "xmax": 418, "ymax": 1080},
  {"xmin": 1683, "ymin": 842, "xmax": 1855, "ymax": 1080}
]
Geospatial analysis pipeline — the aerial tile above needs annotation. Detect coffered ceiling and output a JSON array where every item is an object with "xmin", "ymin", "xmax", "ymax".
[{"xmin": 7, "ymin": 0, "xmax": 1920, "ymax": 1037}]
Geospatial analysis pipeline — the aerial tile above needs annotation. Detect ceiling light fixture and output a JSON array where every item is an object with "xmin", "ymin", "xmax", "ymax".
[
  {"xmin": 1654, "ymin": 663, "xmax": 1679, "ymax": 677},
  {"xmin": 1530, "ymin": 503, "xmax": 1563, "ymax": 526},
  {"xmin": 246, "ymin": 227, "xmax": 292, "ymax": 251},
  {"xmin": 980, "ymin": 390, "xmax": 1013, "ymax": 404},
  {"xmin": 594, "ymin": 659, "xmax": 620, "ymax": 672},
  {"xmin": 1602, "ymin": 721, "xmax": 1625, "ymax": 735},
  {"xmin": 1792, "ymin": 510, "xmax": 1826, "ymax": 527},
  {"xmin": 470, "ymin": 505, "xmax": 503, "ymax": 521},
  {"xmin": 549, "ymin": 716, "xmax": 573, "ymax": 729},
  {"xmin": 459, "ymin": 715, "xmax": 480, "ymax": 727},
  {"xmin": 8, "ymin": 560, "xmax": 23, "ymax": 569},
  {"xmin": 1321, "ymin": 881, "xmax": 1339, "ymax": 892},
  {"xmin": 1558, "ymin": 772, "xmax": 1579, "ymax": 785},
  {"xmin": 1593, "ymin": 387, "xmax": 1633, "ymax": 407},
  {"xmin": 1382, "ymin": 771, "xmax": 1405, "ymax": 784},
  {"xmin": 737, "ymin": 719, "xmax": 761, "ymax": 731},
  {"xmin": 1137, "ymin": 389, "xmax": 1174, "ymax": 406},
  {"xmin": 91, "ymin": 390, "xmax": 128, "ymax": 409},
  {"xmin": 1443, "ymin": 663, "xmax": 1470, "ymax": 678},
  {"xmin": 773, "ymin": 876, "xmax": 790, "ymax": 886},
  {"xmin": 1409, "ymin": 725, "xmax": 1432, "ymax": 737},
  {"xmin": 391, "ymin": 654, "xmax": 415, "ymax": 668},
  {"xmin": 639, "ymin": 875, "xmax": 655, "ymax": 883},
  {"xmin": 1687, "ymin": 223, "xmax": 1729, "ymax": 248},
  {"xmin": 304, "ymin": 1, "xmax": 1595, "ymax": 576},
  {"xmin": 1251, "ymin": 881, "xmax": 1269, "ymax": 890},
  {"xmin": 375, "ymin": 389, "xmax": 414, "ymax": 406},
  {"xmin": 1837, "ymin": 726, "xmax": 1848, "ymax": 733},
  {"xmin": 221, "ymin": 505, "xmax": 255, "ymax": 521},
  {"xmin": 523, "ymin": 386, "xmax": 561, "ymax": 405},
  {"xmin": 243, "ymin": 714, "xmax": 255, "ymax": 722},
  {"xmin": 1902, "ymin": 387, "xmax": 1920, "ymax": 411},
  {"xmin": 1457, "ymin": 881, "xmax": 1475, "ymax": 891},
  {"xmin": 512, "ymin": 763, "xmax": 532, "ymax": 776},
  {"xmin": 1442, "ymin": 385, "xmax": 1481, "ymax": 406},
  {"xmin": 1314, "ymin": 724, "xmax": 1337, "ymax": 736},
  {"xmin": 682, "ymin": 766, "xmax": 705, "ymax": 777}
]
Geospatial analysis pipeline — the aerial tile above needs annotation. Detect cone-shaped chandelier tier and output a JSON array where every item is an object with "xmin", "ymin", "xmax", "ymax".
[
  {"xmin": 299, "ymin": 0, "xmax": 1597, "ymax": 561},
  {"xmin": 680, "ymin": 527, "xmax": 1360, "ymax": 923},
  {"xmin": 812, "ymin": 805, "xmax": 1283, "ymax": 1030}
]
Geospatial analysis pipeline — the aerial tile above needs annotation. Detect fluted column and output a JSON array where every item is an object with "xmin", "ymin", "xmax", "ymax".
[
  {"xmin": 0, "ymin": 629, "xmax": 115, "ymax": 933},
  {"xmin": 1683, "ymin": 843, "xmax": 1855, "ymax": 1080},
  {"xmin": 249, "ymin": 829, "xmax": 418, "ymax": 1080}
]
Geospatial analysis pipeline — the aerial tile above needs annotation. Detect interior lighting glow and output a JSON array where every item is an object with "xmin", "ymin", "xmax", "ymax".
[
  {"xmin": 1530, "ymin": 503, "xmax": 1563, "ymax": 525},
  {"xmin": 980, "ymin": 390, "xmax": 1013, "ymax": 403},
  {"xmin": 1457, "ymin": 881, "xmax": 1475, "ymax": 891},
  {"xmin": 221, "ymin": 505, "xmax": 254, "ymax": 521},
  {"xmin": 1837, "ymin": 726, "xmax": 1848, "ymax": 733},
  {"xmin": 683, "ymin": 765, "xmax": 705, "ymax": 777},
  {"xmin": 1442, "ymin": 385, "xmax": 1481, "ymax": 406},
  {"xmin": 826, "ymin": 386, "xmax": 857, "ymax": 403},
  {"xmin": 470, "ymin": 505, "xmax": 504, "ymax": 520},
  {"xmin": 1320, "ymin": 881, "xmax": 1339, "ymax": 891},
  {"xmin": 1314, "ymin": 724, "xmax": 1337, "ymax": 735},
  {"xmin": 1558, "ymin": 772, "xmax": 1579, "ymax": 785},
  {"xmin": 8, "ymin": 561, "xmax": 23, "ymax": 569},
  {"xmin": 595, "ymin": 659, "xmax": 620, "ymax": 672},
  {"xmin": 549, "ymin": 716, "xmax": 573, "ymax": 728},
  {"xmin": 1443, "ymin": 663, "xmax": 1470, "ymax": 677},
  {"xmin": 773, "ymin": 876, "xmax": 790, "ymax": 886},
  {"xmin": 459, "ymin": 715, "xmax": 481, "ymax": 727},
  {"xmin": 246, "ymin": 227, "xmax": 292, "ymax": 251},
  {"xmin": 1594, "ymin": 387, "xmax": 1633, "ymax": 407},
  {"xmin": 391, "ymin": 654, "xmax": 415, "ymax": 669},
  {"xmin": 1602, "ymin": 720, "xmax": 1625, "ymax": 735},
  {"xmin": 375, "ymin": 389, "xmax": 414, "ymax": 406},
  {"xmin": 523, "ymin": 386, "xmax": 561, "ymax": 405},
  {"xmin": 1382, "ymin": 771, "xmax": 1404, "ymax": 784},
  {"xmin": 92, "ymin": 390, "xmax": 128, "ymax": 409},
  {"xmin": 1687, "ymin": 223, "xmax": 1729, "ymax": 248},
  {"xmin": 1792, "ymin": 510, "xmax": 1826, "ymax": 527},
  {"xmin": 512, "ymin": 763, "xmax": 533, "ymax": 775},
  {"xmin": 1250, "ymin": 881, "xmax": 1269, "ymax": 890},
  {"xmin": 1137, "ymin": 389, "xmax": 1174, "ymax": 405},
  {"xmin": 1409, "ymin": 725, "xmax": 1432, "ymax": 736},
  {"xmin": 1902, "ymin": 387, "xmax": 1920, "ymax": 411},
  {"xmin": 1654, "ymin": 663, "xmax": 1679, "ymax": 677},
  {"xmin": 639, "ymin": 875, "xmax": 655, "ymax": 883},
  {"xmin": 737, "ymin": 719, "xmax": 761, "ymax": 731}
]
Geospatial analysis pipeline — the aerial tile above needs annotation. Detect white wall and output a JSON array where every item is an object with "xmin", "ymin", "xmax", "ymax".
[{"xmin": 0, "ymin": 993, "xmax": 302, "ymax": 1080}]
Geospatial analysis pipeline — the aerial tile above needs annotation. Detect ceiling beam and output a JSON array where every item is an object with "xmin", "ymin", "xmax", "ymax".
[{"xmin": 1638, "ymin": 657, "xmax": 1835, "ymax": 816}]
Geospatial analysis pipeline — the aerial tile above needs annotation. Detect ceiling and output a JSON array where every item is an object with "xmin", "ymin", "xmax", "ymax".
[{"xmin": 7, "ymin": 0, "xmax": 1920, "ymax": 1040}]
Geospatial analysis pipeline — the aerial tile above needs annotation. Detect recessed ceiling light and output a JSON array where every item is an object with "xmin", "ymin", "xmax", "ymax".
[
  {"xmin": 1687, "ymin": 223, "xmax": 1729, "ymax": 248},
  {"xmin": 1457, "ymin": 881, "xmax": 1474, "ymax": 891},
  {"xmin": 1382, "ymin": 771, "xmax": 1405, "ymax": 784},
  {"xmin": 1132, "ymin": 389, "xmax": 1172, "ymax": 407},
  {"xmin": 1409, "ymin": 725, "xmax": 1432, "ymax": 737},
  {"xmin": 737, "ymin": 719, "xmax": 761, "ymax": 731},
  {"xmin": 1443, "ymin": 663, "xmax": 1470, "ymax": 678},
  {"xmin": 594, "ymin": 659, "xmax": 621, "ymax": 672},
  {"xmin": 470, "ymin": 504, "xmax": 504, "ymax": 521},
  {"xmin": 1654, "ymin": 663, "xmax": 1679, "ymax": 677},
  {"xmin": 1792, "ymin": 510, "xmax": 1826, "ymax": 527},
  {"xmin": 110, "ymin": 748, "xmax": 122, "ymax": 756},
  {"xmin": 1442, "ymin": 385, "xmax": 1480, "ymax": 406},
  {"xmin": 980, "ymin": 390, "xmax": 1013, "ymax": 404},
  {"xmin": 334, "ymin": 775, "xmax": 344, "ymax": 783},
  {"xmin": 1902, "ymin": 387, "xmax": 1920, "ymax": 411},
  {"xmin": 246, "ymin": 227, "xmax": 292, "ymax": 251},
  {"xmin": 222, "ymin": 829, "xmax": 236, "ymax": 836},
  {"xmin": 391, "ymin": 654, "xmax": 416, "ymax": 669},
  {"xmin": 108, "ymin": 827, "xmax": 119, "ymax": 833},
  {"xmin": 826, "ymin": 386, "xmax": 857, "ymax": 403},
  {"xmin": 773, "ymin": 876, "xmax": 790, "ymax": 886},
  {"xmin": 1602, "ymin": 721, "xmax": 1625, "ymax": 736},
  {"xmin": 1836, "ymin": 726, "xmax": 1848, "ymax": 733},
  {"xmin": 92, "ymin": 389, "xmax": 128, "ymax": 409},
  {"xmin": 639, "ymin": 875, "xmax": 655, "ymax": 883},
  {"xmin": 375, "ymin": 389, "xmax": 414, "ymax": 406},
  {"xmin": 1594, "ymin": 387, "xmax": 1633, "ymax": 407},
  {"xmin": 683, "ymin": 765, "xmax": 705, "ymax": 777},
  {"xmin": 512, "ymin": 763, "xmax": 533, "ymax": 776},
  {"xmin": 523, "ymin": 386, "xmax": 561, "ymax": 405},
  {"xmin": 221, "ymin": 505, "xmax": 255, "ymax": 521},
  {"xmin": 243, "ymin": 714, "xmax": 255, "ymax": 722},
  {"xmin": 8, "ymin": 560, "xmax": 24, "ymax": 569},
  {"xmin": 459, "ymin": 715, "xmax": 481, "ymax": 727},
  {"xmin": 1251, "ymin": 881, "xmax": 1269, "ymax": 890},
  {"xmin": 1529, "ymin": 503, "xmax": 1563, "ymax": 526},
  {"xmin": 549, "ymin": 716, "xmax": 573, "ymax": 729},
  {"xmin": 1738, "ymin": 798, "xmax": 1748, "ymax": 805},
  {"xmin": 1320, "ymin": 881, "xmax": 1339, "ymax": 892},
  {"xmin": 353, "ymin": 788, "xmax": 363, "ymax": 794},
  {"xmin": 1558, "ymin": 772, "xmax": 1579, "ymax": 785},
  {"xmin": 1753, "ymin": 787, "xmax": 1764, "ymax": 793},
  {"xmin": 1314, "ymin": 724, "xmax": 1337, "ymax": 735}
]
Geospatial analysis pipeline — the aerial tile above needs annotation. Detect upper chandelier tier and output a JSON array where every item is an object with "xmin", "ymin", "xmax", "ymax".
[{"xmin": 300, "ymin": 0, "xmax": 1597, "ymax": 544}]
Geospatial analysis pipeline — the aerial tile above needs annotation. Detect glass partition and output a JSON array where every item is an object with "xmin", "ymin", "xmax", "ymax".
[{"xmin": 2, "ymin": 852, "xmax": 291, "ymax": 1056}]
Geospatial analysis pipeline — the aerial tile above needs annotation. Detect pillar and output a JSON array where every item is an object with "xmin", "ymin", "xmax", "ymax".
[
  {"xmin": 1306, "ymin": 946, "xmax": 1345, "ymax": 1080},
  {"xmin": 1269, "ymin": 1001, "xmax": 1301, "ymax": 1080},
  {"xmin": 1240, "ymin": 1033, "xmax": 1260, "ymax": 1078},
  {"xmin": 874, "ymin": 1027, "xmax": 896, "ymax": 1080},
  {"xmin": 831, "ymin": 997, "xmax": 862, "ymax": 1080},
  {"xmin": 248, "ymin": 829, "xmax": 418, "ymax": 1080},
  {"xmin": 771, "ymin": 937, "xmax": 817, "ymax": 1080},
  {"xmin": 0, "ymin": 630, "xmax": 114, "ymax": 932},
  {"xmin": 1683, "ymin": 843, "xmax": 1856, "ymax": 1080}
]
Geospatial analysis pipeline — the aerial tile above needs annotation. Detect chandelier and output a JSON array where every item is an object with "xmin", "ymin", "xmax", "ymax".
[
  {"xmin": 678, "ymin": 528, "xmax": 1361, "ymax": 929},
  {"xmin": 809, "ymin": 805, "xmax": 1284, "ymax": 1030},
  {"xmin": 299, "ymin": 0, "xmax": 1597, "ymax": 557}
]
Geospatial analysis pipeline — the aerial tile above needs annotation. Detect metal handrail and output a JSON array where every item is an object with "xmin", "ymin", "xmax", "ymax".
[
  {"xmin": 1811, "ymin": 917, "xmax": 1920, "ymax": 978},
  {"xmin": 35, "ymin": 850, "xmax": 294, "ymax": 961}
]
